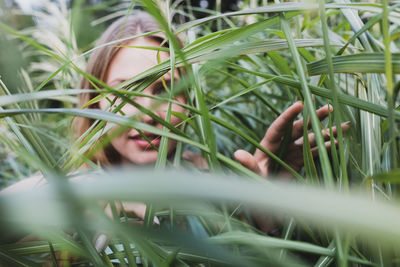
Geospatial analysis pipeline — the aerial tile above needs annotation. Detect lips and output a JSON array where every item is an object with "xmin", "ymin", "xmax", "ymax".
[{"xmin": 128, "ymin": 132, "xmax": 161, "ymax": 148}]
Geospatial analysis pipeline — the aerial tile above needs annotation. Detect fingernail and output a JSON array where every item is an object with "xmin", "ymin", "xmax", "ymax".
[
  {"xmin": 341, "ymin": 121, "xmax": 351, "ymax": 127},
  {"xmin": 294, "ymin": 137, "xmax": 303, "ymax": 145},
  {"xmin": 95, "ymin": 234, "xmax": 108, "ymax": 252},
  {"xmin": 324, "ymin": 104, "xmax": 333, "ymax": 111}
]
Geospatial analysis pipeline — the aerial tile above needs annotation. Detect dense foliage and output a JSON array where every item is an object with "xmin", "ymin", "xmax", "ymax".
[{"xmin": 1, "ymin": 0, "xmax": 400, "ymax": 266}]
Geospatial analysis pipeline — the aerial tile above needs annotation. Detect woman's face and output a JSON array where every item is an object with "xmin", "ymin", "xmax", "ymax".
[{"xmin": 99, "ymin": 37, "xmax": 185, "ymax": 165}]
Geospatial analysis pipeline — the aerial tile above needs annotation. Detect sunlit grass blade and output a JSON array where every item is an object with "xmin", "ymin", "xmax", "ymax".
[{"xmin": 308, "ymin": 53, "xmax": 400, "ymax": 76}]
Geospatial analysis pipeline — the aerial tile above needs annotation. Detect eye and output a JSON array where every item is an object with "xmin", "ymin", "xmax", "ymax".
[
  {"xmin": 153, "ymin": 80, "xmax": 170, "ymax": 95},
  {"xmin": 152, "ymin": 85, "xmax": 165, "ymax": 95}
]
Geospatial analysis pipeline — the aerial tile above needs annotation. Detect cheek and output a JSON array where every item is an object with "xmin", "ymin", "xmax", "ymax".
[
  {"xmin": 98, "ymin": 98, "xmax": 108, "ymax": 110},
  {"xmin": 108, "ymin": 127, "xmax": 126, "ymax": 147},
  {"xmin": 119, "ymin": 103, "xmax": 136, "ymax": 115},
  {"xmin": 171, "ymin": 103, "xmax": 185, "ymax": 124}
]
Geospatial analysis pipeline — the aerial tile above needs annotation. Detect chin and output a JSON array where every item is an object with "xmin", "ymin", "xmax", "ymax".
[{"xmin": 126, "ymin": 151, "xmax": 159, "ymax": 165}]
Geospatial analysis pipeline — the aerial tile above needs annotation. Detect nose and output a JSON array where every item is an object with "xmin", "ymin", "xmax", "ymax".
[{"xmin": 130, "ymin": 95, "xmax": 158, "ymax": 126}]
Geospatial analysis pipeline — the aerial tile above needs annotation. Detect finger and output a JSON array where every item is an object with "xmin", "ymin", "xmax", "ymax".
[
  {"xmin": 257, "ymin": 101, "xmax": 303, "ymax": 157},
  {"xmin": 300, "ymin": 127, "xmax": 333, "ymax": 147},
  {"xmin": 291, "ymin": 104, "xmax": 334, "ymax": 140},
  {"xmin": 294, "ymin": 121, "xmax": 351, "ymax": 147},
  {"xmin": 121, "ymin": 202, "xmax": 160, "ymax": 225},
  {"xmin": 310, "ymin": 140, "xmax": 337, "ymax": 157},
  {"xmin": 234, "ymin": 149, "xmax": 260, "ymax": 174},
  {"xmin": 121, "ymin": 202, "xmax": 147, "ymax": 220},
  {"xmin": 339, "ymin": 121, "xmax": 352, "ymax": 133}
]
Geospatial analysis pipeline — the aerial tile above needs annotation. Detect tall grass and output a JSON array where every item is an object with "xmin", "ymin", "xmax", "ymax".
[{"xmin": 0, "ymin": 0, "xmax": 400, "ymax": 266}]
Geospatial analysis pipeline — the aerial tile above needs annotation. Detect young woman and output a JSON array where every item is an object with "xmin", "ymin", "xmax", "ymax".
[
  {"xmin": 2, "ymin": 10, "xmax": 342, "ymax": 234},
  {"xmin": 75, "ymin": 11, "xmax": 336, "ymax": 174},
  {"xmin": 73, "ymin": 11, "xmax": 342, "ymax": 238}
]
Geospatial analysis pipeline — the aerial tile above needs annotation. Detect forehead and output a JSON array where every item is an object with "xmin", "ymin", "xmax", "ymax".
[{"xmin": 105, "ymin": 37, "xmax": 170, "ymax": 86}]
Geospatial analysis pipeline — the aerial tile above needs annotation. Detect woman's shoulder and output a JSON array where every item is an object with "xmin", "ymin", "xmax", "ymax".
[
  {"xmin": 0, "ymin": 168, "xmax": 98, "ymax": 196},
  {"xmin": 0, "ymin": 173, "xmax": 46, "ymax": 195}
]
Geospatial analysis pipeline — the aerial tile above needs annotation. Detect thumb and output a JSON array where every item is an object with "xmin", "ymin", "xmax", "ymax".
[
  {"xmin": 94, "ymin": 233, "xmax": 109, "ymax": 252},
  {"xmin": 234, "ymin": 149, "xmax": 260, "ymax": 174}
]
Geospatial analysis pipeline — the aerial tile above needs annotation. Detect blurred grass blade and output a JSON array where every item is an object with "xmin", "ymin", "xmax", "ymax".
[{"xmin": 0, "ymin": 247, "xmax": 40, "ymax": 267}]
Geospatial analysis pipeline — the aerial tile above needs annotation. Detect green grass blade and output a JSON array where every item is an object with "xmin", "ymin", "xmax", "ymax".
[
  {"xmin": 280, "ymin": 13, "xmax": 334, "ymax": 186},
  {"xmin": 382, "ymin": 0, "xmax": 397, "ymax": 169},
  {"xmin": 318, "ymin": 0, "xmax": 348, "ymax": 188},
  {"xmin": 308, "ymin": 53, "xmax": 400, "ymax": 75}
]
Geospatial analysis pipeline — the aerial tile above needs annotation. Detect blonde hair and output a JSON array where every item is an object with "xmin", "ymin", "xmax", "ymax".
[{"xmin": 76, "ymin": 11, "xmax": 166, "ymax": 166}]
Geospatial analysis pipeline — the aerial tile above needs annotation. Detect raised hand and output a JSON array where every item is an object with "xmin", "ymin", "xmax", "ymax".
[{"xmin": 234, "ymin": 102, "xmax": 349, "ymax": 178}]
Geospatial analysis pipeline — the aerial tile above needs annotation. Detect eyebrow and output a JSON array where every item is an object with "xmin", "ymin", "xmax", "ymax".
[
  {"xmin": 132, "ymin": 77, "xmax": 172, "ymax": 92},
  {"xmin": 109, "ymin": 76, "xmax": 176, "ymax": 92},
  {"xmin": 108, "ymin": 79, "xmax": 126, "ymax": 87}
]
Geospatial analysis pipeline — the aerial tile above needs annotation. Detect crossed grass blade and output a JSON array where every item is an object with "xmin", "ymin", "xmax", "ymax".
[{"xmin": 2, "ymin": 0, "xmax": 400, "ymax": 265}]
